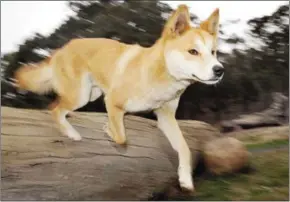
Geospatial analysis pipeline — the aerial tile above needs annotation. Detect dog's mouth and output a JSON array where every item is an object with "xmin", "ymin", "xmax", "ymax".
[{"xmin": 192, "ymin": 74, "xmax": 223, "ymax": 85}]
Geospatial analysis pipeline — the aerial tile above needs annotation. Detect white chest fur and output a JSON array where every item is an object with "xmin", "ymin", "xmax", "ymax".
[{"xmin": 124, "ymin": 80, "xmax": 189, "ymax": 113}]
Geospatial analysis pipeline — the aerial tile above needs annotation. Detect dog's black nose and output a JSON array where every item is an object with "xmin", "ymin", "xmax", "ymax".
[{"xmin": 213, "ymin": 65, "xmax": 224, "ymax": 77}]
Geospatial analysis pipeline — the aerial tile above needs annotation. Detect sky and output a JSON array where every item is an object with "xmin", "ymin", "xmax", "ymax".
[{"xmin": 1, "ymin": 1, "xmax": 288, "ymax": 54}]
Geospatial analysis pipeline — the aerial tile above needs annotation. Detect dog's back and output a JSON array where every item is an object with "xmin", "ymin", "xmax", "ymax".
[{"xmin": 15, "ymin": 38, "xmax": 127, "ymax": 95}]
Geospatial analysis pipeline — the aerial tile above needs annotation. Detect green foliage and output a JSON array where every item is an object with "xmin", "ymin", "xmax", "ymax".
[{"xmin": 247, "ymin": 139, "xmax": 289, "ymax": 151}]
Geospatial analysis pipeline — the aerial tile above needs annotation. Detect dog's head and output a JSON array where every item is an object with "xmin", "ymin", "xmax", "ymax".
[{"xmin": 162, "ymin": 5, "xmax": 224, "ymax": 85}]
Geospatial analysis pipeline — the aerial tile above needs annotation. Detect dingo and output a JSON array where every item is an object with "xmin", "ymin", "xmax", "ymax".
[{"xmin": 15, "ymin": 5, "xmax": 224, "ymax": 191}]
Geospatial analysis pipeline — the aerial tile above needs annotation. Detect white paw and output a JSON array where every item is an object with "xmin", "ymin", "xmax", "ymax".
[
  {"xmin": 67, "ymin": 129, "xmax": 82, "ymax": 141},
  {"xmin": 178, "ymin": 167, "xmax": 195, "ymax": 192},
  {"xmin": 179, "ymin": 178, "xmax": 195, "ymax": 192}
]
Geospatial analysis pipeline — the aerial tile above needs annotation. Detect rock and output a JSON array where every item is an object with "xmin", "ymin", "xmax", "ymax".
[{"xmin": 203, "ymin": 137, "xmax": 250, "ymax": 175}]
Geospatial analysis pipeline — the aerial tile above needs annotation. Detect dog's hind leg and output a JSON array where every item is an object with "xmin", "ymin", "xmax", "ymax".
[
  {"xmin": 52, "ymin": 72, "xmax": 103, "ymax": 141},
  {"xmin": 52, "ymin": 103, "xmax": 82, "ymax": 141}
]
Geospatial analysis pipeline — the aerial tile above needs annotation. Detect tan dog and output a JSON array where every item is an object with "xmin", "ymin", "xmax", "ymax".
[{"xmin": 15, "ymin": 5, "xmax": 224, "ymax": 191}]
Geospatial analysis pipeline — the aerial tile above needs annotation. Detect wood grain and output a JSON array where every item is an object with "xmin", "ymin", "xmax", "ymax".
[{"xmin": 1, "ymin": 107, "xmax": 220, "ymax": 200}]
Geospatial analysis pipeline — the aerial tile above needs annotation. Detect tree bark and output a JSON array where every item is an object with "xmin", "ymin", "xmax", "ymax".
[{"xmin": 1, "ymin": 107, "xmax": 220, "ymax": 200}]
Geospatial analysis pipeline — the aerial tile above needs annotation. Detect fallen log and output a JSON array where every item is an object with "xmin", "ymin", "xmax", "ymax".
[
  {"xmin": 220, "ymin": 92, "xmax": 289, "ymax": 133},
  {"xmin": 1, "ymin": 107, "xmax": 220, "ymax": 200}
]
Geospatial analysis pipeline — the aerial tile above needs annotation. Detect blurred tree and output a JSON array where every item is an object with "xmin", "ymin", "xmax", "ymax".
[{"xmin": 1, "ymin": 2, "xmax": 288, "ymax": 123}]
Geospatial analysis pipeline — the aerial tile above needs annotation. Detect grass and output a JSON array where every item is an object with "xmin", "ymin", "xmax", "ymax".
[
  {"xmin": 192, "ymin": 149, "xmax": 289, "ymax": 201},
  {"xmin": 246, "ymin": 139, "xmax": 289, "ymax": 151},
  {"xmin": 162, "ymin": 134, "xmax": 289, "ymax": 201}
]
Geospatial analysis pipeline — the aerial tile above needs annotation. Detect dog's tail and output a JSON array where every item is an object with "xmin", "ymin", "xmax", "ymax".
[{"xmin": 14, "ymin": 57, "xmax": 54, "ymax": 95}]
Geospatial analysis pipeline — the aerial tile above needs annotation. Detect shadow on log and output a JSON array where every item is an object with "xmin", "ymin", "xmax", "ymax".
[{"xmin": 1, "ymin": 107, "xmax": 221, "ymax": 200}]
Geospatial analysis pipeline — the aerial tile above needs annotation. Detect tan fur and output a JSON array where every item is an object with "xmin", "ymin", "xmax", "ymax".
[
  {"xmin": 15, "ymin": 58, "xmax": 53, "ymax": 94},
  {"xmin": 14, "ymin": 5, "xmax": 222, "ymax": 192}
]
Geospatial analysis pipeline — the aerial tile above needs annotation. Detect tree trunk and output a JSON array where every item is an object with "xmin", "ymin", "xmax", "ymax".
[{"xmin": 1, "ymin": 107, "xmax": 220, "ymax": 200}]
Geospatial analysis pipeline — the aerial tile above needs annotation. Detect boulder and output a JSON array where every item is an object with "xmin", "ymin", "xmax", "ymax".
[{"xmin": 203, "ymin": 137, "xmax": 250, "ymax": 175}]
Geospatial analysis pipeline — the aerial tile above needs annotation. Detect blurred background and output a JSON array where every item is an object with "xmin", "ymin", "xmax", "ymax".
[{"xmin": 1, "ymin": 0, "xmax": 289, "ymax": 125}]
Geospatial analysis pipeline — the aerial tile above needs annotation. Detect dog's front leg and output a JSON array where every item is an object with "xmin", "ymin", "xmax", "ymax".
[
  {"xmin": 104, "ymin": 96, "xmax": 127, "ymax": 145},
  {"xmin": 154, "ymin": 98, "xmax": 194, "ymax": 192}
]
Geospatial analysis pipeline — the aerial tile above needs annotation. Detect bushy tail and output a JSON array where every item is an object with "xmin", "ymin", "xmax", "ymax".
[{"xmin": 14, "ymin": 58, "xmax": 54, "ymax": 95}]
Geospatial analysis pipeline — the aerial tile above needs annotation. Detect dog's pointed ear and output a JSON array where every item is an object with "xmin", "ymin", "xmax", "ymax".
[
  {"xmin": 162, "ymin": 5, "xmax": 191, "ymax": 38},
  {"xmin": 200, "ymin": 8, "xmax": 220, "ymax": 35}
]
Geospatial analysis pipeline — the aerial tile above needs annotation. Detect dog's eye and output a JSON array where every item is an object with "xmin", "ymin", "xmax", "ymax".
[
  {"xmin": 211, "ymin": 50, "xmax": 215, "ymax": 55},
  {"xmin": 188, "ymin": 49, "xmax": 199, "ymax": 55}
]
